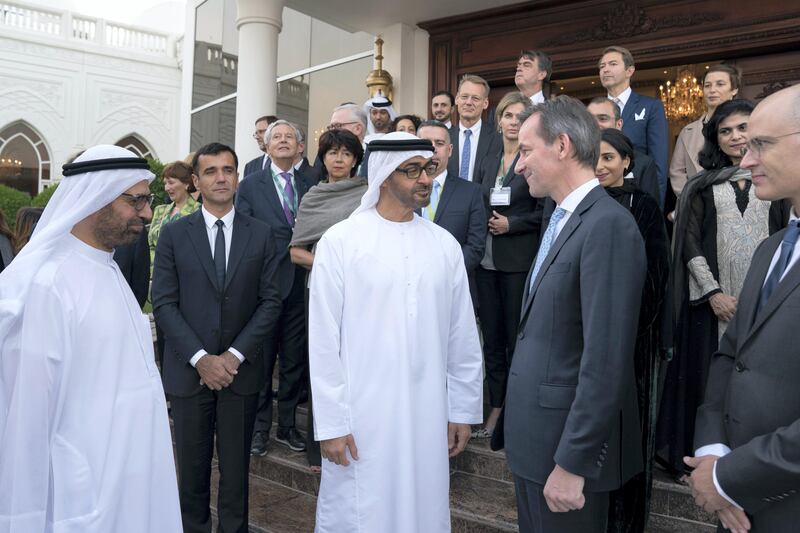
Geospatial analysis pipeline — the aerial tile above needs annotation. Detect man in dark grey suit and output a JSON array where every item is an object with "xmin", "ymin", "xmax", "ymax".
[
  {"xmin": 501, "ymin": 96, "xmax": 646, "ymax": 532},
  {"xmin": 417, "ymin": 120, "xmax": 486, "ymax": 276},
  {"xmin": 687, "ymin": 84, "xmax": 800, "ymax": 533},
  {"xmin": 236, "ymin": 120, "xmax": 312, "ymax": 455}
]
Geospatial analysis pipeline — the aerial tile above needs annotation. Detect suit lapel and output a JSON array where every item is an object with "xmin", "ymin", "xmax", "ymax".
[
  {"xmin": 502, "ymin": 153, "xmax": 520, "ymax": 187},
  {"xmin": 186, "ymin": 211, "xmax": 221, "ymax": 291},
  {"xmin": 260, "ymin": 171, "xmax": 290, "ymax": 227},
  {"xmin": 476, "ymin": 125, "xmax": 494, "ymax": 163},
  {"xmin": 744, "ymin": 247, "xmax": 800, "ymax": 346},
  {"xmin": 224, "ymin": 213, "xmax": 252, "ymax": 291},
  {"xmin": 519, "ymin": 187, "xmax": 603, "ymax": 326},
  {"xmin": 735, "ymin": 238, "xmax": 778, "ymax": 348},
  {"xmin": 434, "ymin": 177, "xmax": 456, "ymax": 223},
  {"xmin": 622, "ymin": 91, "xmax": 638, "ymax": 125}
]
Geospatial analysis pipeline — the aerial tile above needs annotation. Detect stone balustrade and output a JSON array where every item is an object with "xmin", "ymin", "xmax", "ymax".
[{"xmin": 0, "ymin": 1, "xmax": 176, "ymax": 57}]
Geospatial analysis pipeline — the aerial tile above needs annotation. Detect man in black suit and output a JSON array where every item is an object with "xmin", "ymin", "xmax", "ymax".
[
  {"xmin": 236, "ymin": 120, "xmax": 311, "ymax": 455},
  {"xmin": 243, "ymin": 115, "xmax": 277, "ymax": 178},
  {"xmin": 293, "ymin": 126, "xmax": 322, "ymax": 185},
  {"xmin": 152, "ymin": 142, "xmax": 282, "ymax": 533},
  {"xmin": 448, "ymin": 74, "xmax": 501, "ymax": 182},
  {"xmin": 417, "ymin": 120, "xmax": 486, "ymax": 279},
  {"xmin": 113, "ymin": 229, "xmax": 150, "ymax": 308},
  {"xmin": 500, "ymin": 97, "xmax": 646, "ymax": 532},
  {"xmin": 686, "ymin": 84, "xmax": 800, "ymax": 533}
]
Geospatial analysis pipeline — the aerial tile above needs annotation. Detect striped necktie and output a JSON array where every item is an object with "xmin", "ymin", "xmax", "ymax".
[{"xmin": 529, "ymin": 207, "xmax": 567, "ymax": 293}]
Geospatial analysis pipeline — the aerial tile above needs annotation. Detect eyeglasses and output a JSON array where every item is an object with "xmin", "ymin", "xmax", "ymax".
[
  {"xmin": 327, "ymin": 122, "xmax": 359, "ymax": 131},
  {"xmin": 745, "ymin": 131, "xmax": 800, "ymax": 156},
  {"xmin": 120, "ymin": 193, "xmax": 155, "ymax": 211},
  {"xmin": 394, "ymin": 161, "xmax": 438, "ymax": 180}
]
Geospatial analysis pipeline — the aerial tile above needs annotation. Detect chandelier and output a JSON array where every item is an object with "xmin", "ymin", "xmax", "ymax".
[{"xmin": 659, "ymin": 69, "xmax": 704, "ymax": 122}]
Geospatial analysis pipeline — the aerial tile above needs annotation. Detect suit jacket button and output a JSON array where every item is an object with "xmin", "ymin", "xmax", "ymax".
[
  {"xmin": 596, "ymin": 460, "xmax": 603, "ymax": 467},
  {"xmin": 723, "ymin": 414, "xmax": 729, "ymax": 423},
  {"xmin": 734, "ymin": 361, "xmax": 745, "ymax": 372}
]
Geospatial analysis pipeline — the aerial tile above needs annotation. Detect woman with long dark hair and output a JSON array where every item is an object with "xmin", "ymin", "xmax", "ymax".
[
  {"xmin": 658, "ymin": 99, "xmax": 773, "ymax": 477},
  {"xmin": 597, "ymin": 129, "xmax": 670, "ymax": 532}
]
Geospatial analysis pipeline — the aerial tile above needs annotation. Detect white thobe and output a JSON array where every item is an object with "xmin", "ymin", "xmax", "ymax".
[
  {"xmin": 0, "ymin": 234, "xmax": 181, "ymax": 533},
  {"xmin": 309, "ymin": 208, "xmax": 483, "ymax": 533}
]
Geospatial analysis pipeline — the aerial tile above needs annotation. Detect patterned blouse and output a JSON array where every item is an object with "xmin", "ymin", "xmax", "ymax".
[{"xmin": 148, "ymin": 195, "xmax": 200, "ymax": 273}]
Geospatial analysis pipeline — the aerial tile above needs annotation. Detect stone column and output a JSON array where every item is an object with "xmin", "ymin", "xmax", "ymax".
[{"xmin": 234, "ymin": 0, "xmax": 284, "ymax": 173}]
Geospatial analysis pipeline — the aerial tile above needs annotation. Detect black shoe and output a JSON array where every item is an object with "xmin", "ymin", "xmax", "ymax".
[
  {"xmin": 250, "ymin": 430, "xmax": 269, "ymax": 456},
  {"xmin": 275, "ymin": 427, "xmax": 306, "ymax": 452}
]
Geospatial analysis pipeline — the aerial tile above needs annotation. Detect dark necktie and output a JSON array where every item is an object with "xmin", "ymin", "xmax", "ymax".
[
  {"xmin": 280, "ymin": 172, "xmax": 296, "ymax": 226},
  {"xmin": 214, "ymin": 219, "xmax": 226, "ymax": 289},
  {"xmin": 758, "ymin": 220, "xmax": 800, "ymax": 314}
]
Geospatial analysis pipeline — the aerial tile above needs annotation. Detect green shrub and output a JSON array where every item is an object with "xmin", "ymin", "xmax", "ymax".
[
  {"xmin": 0, "ymin": 184, "xmax": 32, "ymax": 228},
  {"xmin": 31, "ymin": 182, "xmax": 58, "ymax": 207},
  {"xmin": 147, "ymin": 158, "xmax": 168, "ymax": 208}
]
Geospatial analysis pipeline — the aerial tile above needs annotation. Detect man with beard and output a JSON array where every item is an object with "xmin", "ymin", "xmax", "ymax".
[
  {"xmin": 309, "ymin": 132, "xmax": 484, "ymax": 532},
  {"xmin": 431, "ymin": 90, "xmax": 454, "ymax": 128},
  {"xmin": 363, "ymin": 93, "xmax": 396, "ymax": 144},
  {"xmin": 0, "ymin": 145, "xmax": 181, "ymax": 532}
]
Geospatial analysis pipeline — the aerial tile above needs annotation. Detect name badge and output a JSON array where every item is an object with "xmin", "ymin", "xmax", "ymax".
[{"xmin": 490, "ymin": 187, "xmax": 511, "ymax": 206}]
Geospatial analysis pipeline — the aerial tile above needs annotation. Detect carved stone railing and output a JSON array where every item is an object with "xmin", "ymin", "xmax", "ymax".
[{"xmin": 0, "ymin": 0, "xmax": 176, "ymax": 58}]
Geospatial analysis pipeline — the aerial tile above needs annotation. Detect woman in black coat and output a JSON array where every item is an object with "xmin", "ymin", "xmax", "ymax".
[
  {"xmin": 597, "ymin": 129, "xmax": 670, "ymax": 533},
  {"xmin": 472, "ymin": 92, "xmax": 542, "ymax": 438}
]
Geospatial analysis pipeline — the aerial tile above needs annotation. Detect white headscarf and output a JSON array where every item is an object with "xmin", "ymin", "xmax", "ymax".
[
  {"xmin": 363, "ymin": 92, "xmax": 397, "ymax": 138},
  {"xmin": 0, "ymin": 145, "xmax": 154, "ymax": 336},
  {"xmin": 351, "ymin": 132, "xmax": 434, "ymax": 217}
]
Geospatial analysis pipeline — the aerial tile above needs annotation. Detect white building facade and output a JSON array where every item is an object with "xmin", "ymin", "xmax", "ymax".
[{"xmin": 0, "ymin": 1, "xmax": 182, "ymax": 195}]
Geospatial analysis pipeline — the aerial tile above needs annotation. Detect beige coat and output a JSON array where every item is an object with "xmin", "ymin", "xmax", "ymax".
[{"xmin": 670, "ymin": 117, "xmax": 705, "ymax": 195}]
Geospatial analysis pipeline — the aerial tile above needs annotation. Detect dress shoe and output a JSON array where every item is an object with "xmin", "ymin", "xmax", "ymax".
[
  {"xmin": 250, "ymin": 430, "xmax": 269, "ymax": 456},
  {"xmin": 275, "ymin": 427, "xmax": 306, "ymax": 452}
]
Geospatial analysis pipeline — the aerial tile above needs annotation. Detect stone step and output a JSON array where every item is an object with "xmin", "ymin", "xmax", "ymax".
[
  {"xmin": 210, "ymin": 469, "xmax": 317, "ymax": 533},
  {"xmin": 450, "ymin": 472, "xmax": 518, "ymax": 532}
]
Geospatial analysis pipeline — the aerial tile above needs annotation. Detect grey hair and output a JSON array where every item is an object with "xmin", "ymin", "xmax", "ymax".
[
  {"xmin": 264, "ymin": 119, "xmax": 302, "ymax": 144},
  {"xmin": 529, "ymin": 95, "xmax": 601, "ymax": 170},
  {"xmin": 333, "ymin": 103, "xmax": 368, "ymax": 129}
]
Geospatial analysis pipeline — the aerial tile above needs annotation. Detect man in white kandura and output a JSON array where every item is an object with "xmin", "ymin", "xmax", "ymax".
[
  {"xmin": 309, "ymin": 132, "xmax": 484, "ymax": 533},
  {"xmin": 0, "ymin": 145, "xmax": 181, "ymax": 533}
]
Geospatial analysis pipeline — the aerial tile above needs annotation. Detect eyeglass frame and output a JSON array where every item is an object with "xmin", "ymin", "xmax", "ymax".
[
  {"xmin": 327, "ymin": 121, "xmax": 360, "ymax": 131},
  {"xmin": 393, "ymin": 159, "xmax": 438, "ymax": 180},
  {"xmin": 745, "ymin": 131, "xmax": 800, "ymax": 156},
  {"xmin": 120, "ymin": 193, "xmax": 155, "ymax": 211}
]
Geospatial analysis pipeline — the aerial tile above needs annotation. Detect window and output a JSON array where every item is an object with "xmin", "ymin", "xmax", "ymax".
[
  {"xmin": 0, "ymin": 121, "xmax": 51, "ymax": 195},
  {"xmin": 116, "ymin": 135, "xmax": 154, "ymax": 158}
]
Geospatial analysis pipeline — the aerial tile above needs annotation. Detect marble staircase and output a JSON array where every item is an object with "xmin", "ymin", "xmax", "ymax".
[{"xmin": 207, "ymin": 400, "xmax": 717, "ymax": 532}]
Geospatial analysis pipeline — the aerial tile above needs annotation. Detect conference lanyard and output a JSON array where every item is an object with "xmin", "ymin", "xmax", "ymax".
[{"xmin": 270, "ymin": 168, "xmax": 298, "ymax": 214}]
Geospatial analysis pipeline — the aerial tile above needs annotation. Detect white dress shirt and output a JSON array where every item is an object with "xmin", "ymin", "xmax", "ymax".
[
  {"xmin": 459, "ymin": 119, "xmax": 482, "ymax": 182},
  {"xmin": 530, "ymin": 90, "xmax": 545, "ymax": 104},
  {"xmin": 553, "ymin": 179, "xmax": 600, "ymax": 238},
  {"xmin": 443, "ymin": 119, "xmax": 452, "ymax": 129},
  {"xmin": 695, "ymin": 209, "xmax": 800, "ymax": 509},
  {"xmin": 608, "ymin": 86, "xmax": 632, "ymax": 115},
  {"xmin": 190, "ymin": 205, "xmax": 244, "ymax": 367}
]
